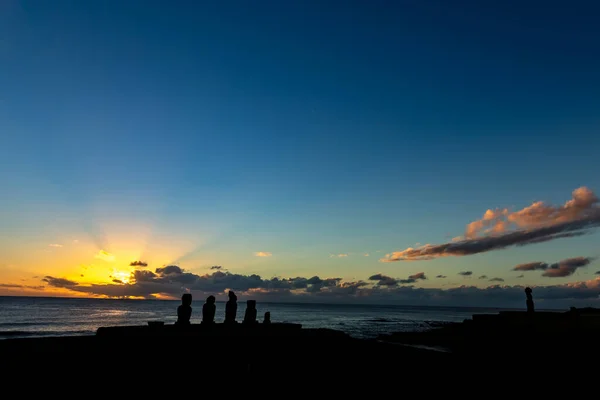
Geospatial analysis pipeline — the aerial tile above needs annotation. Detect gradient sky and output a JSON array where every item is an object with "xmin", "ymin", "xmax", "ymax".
[{"xmin": 1, "ymin": 1, "xmax": 600, "ymax": 307}]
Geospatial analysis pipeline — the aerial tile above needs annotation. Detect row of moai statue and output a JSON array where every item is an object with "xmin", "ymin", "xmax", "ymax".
[{"xmin": 201, "ymin": 290, "xmax": 271, "ymax": 325}]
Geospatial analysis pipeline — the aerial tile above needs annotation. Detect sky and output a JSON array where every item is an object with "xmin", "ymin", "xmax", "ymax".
[{"xmin": 1, "ymin": 0, "xmax": 600, "ymax": 308}]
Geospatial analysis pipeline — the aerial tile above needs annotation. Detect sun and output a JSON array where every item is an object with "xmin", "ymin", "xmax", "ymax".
[{"xmin": 112, "ymin": 270, "xmax": 132, "ymax": 284}]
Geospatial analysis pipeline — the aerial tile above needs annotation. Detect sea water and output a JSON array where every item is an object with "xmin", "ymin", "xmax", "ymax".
[{"xmin": 0, "ymin": 296, "xmax": 519, "ymax": 340}]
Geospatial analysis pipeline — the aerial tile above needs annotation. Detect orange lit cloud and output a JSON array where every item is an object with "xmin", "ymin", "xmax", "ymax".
[
  {"xmin": 382, "ymin": 187, "xmax": 600, "ymax": 262},
  {"xmin": 48, "ymin": 244, "xmax": 63, "ymax": 248},
  {"xmin": 254, "ymin": 252, "xmax": 272, "ymax": 257}
]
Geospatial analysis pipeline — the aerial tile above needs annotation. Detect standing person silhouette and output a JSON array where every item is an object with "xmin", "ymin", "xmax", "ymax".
[
  {"xmin": 525, "ymin": 287, "xmax": 534, "ymax": 314},
  {"xmin": 175, "ymin": 293, "xmax": 192, "ymax": 325},
  {"xmin": 224, "ymin": 290, "xmax": 238, "ymax": 323}
]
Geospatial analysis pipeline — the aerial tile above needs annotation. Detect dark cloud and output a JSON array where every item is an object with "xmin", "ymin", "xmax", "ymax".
[
  {"xmin": 20, "ymin": 269, "xmax": 600, "ymax": 308},
  {"xmin": 436, "ymin": 275, "xmax": 447, "ymax": 278},
  {"xmin": 516, "ymin": 274, "xmax": 524, "ymax": 278},
  {"xmin": 369, "ymin": 272, "xmax": 426, "ymax": 286},
  {"xmin": 489, "ymin": 277, "xmax": 504, "ymax": 282},
  {"xmin": 397, "ymin": 278, "xmax": 414, "ymax": 284},
  {"xmin": 479, "ymin": 275, "xmax": 488, "ymax": 279},
  {"xmin": 42, "ymin": 276, "xmax": 78, "ymax": 288},
  {"xmin": 39, "ymin": 268, "xmax": 343, "ymax": 299},
  {"xmin": 515, "ymin": 232, "xmax": 587, "ymax": 246},
  {"xmin": 130, "ymin": 261, "xmax": 148, "ymax": 267},
  {"xmin": 305, "ymin": 277, "xmax": 342, "ymax": 292},
  {"xmin": 458, "ymin": 271, "xmax": 473, "ymax": 276},
  {"xmin": 306, "ymin": 276, "xmax": 322, "ymax": 285},
  {"xmin": 542, "ymin": 257, "xmax": 593, "ymax": 278},
  {"xmin": 513, "ymin": 262, "xmax": 548, "ymax": 271},
  {"xmin": 210, "ymin": 266, "xmax": 222, "ymax": 270},
  {"xmin": 156, "ymin": 265, "xmax": 183, "ymax": 275},
  {"xmin": 382, "ymin": 187, "xmax": 600, "ymax": 261},
  {"xmin": 511, "ymin": 257, "xmax": 594, "ymax": 278},
  {"xmin": 596, "ymin": 271, "xmax": 600, "ymax": 275},
  {"xmin": 132, "ymin": 270, "xmax": 157, "ymax": 282},
  {"xmin": 368, "ymin": 274, "xmax": 398, "ymax": 286}
]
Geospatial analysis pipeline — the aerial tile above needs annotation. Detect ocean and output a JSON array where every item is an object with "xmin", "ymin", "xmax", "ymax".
[{"xmin": 0, "ymin": 296, "xmax": 519, "ymax": 340}]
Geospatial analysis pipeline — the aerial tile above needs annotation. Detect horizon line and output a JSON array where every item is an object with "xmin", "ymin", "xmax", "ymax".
[{"xmin": 0, "ymin": 294, "xmax": 567, "ymax": 311}]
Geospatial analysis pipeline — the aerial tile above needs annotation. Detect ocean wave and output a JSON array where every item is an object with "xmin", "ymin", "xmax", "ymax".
[
  {"xmin": 0, "ymin": 329, "xmax": 95, "ymax": 338},
  {"xmin": 0, "ymin": 322, "xmax": 45, "ymax": 327},
  {"xmin": 0, "ymin": 320, "xmax": 98, "ymax": 327},
  {"xmin": 369, "ymin": 317, "xmax": 393, "ymax": 323}
]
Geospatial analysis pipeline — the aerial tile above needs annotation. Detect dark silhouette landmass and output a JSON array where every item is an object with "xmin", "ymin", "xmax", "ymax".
[
  {"xmin": 377, "ymin": 306, "xmax": 600, "ymax": 360},
  {"xmin": 3, "ymin": 291, "xmax": 599, "ymax": 381},
  {"xmin": 0, "ymin": 319, "xmax": 452, "ymax": 380}
]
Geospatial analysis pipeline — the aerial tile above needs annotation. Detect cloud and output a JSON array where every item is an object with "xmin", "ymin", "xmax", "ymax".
[
  {"xmin": 132, "ymin": 270, "xmax": 157, "ymax": 281},
  {"xmin": 542, "ymin": 257, "xmax": 593, "ymax": 278},
  {"xmin": 210, "ymin": 266, "xmax": 222, "ymax": 270},
  {"xmin": 130, "ymin": 261, "xmax": 148, "ymax": 267},
  {"xmin": 489, "ymin": 277, "xmax": 505, "ymax": 282},
  {"xmin": 0, "ymin": 283, "xmax": 45, "ymax": 289},
  {"xmin": 31, "ymin": 269, "xmax": 600, "ymax": 308},
  {"xmin": 596, "ymin": 271, "xmax": 600, "ymax": 275},
  {"xmin": 516, "ymin": 274, "xmax": 524, "ymax": 278},
  {"xmin": 381, "ymin": 187, "xmax": 600, "ymax": 262},
  {"xmin": 479, "ymin": 275, "xmax": 488, "ymax": 279},
  {"xmin": 364, "ymin": 253, "xmax": 370, "ymax": 257},
  {"xmin": 155, "ymin": 265, "xmax": 184, "ymax": 275},
  {"xmin": 42, "ymin": 276, "xmax": 78, "ymax": 288},
  {"xmin": 40, "ymin": 268, "xmax": 347, "ymax": 299},
  {"xmin": 48, "ymin": 244, "xmax": 63, "ymax": 248},
  {"xmin": 112, "ymin": 279, "xmax": 123, "ymax": 284},
  {"xmin": 369, "ymin": 272, "xmax": 426, "ymax": 286},
  {"xmin": 330, "ymin": 254, "xmax": 348, "ymax": 258},
  {"xmin": 511, "ymin": 257, "xmax": 594, "ymax": 278},
  {"xmin": 368, "ymin": 274, "xmax": 397, "ymax": 286},
  {"xmin": 408, "ymin": 272, "xmax": 427, "ymax": 280},
  {"xmin": 255, "ymin": 252, "xmax": 272, "ymax": 257},
  {"xmin": 513, "ymin": 262, "xmax": 548, "ymax": 271},
  {"xmin": 94, "ymin": 250, "xmax": 115, "ymax": 262},
  {"xmin": 458, "ymin": 271, "xmax": 473, "ymax": 276},
  {"xmin": 436, "ymin": 275, "xmax": 447, "ymax": 278}
]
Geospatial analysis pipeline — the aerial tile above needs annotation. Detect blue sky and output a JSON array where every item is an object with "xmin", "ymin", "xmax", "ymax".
[{"xmin": 1, "ymin": 1, "xmax": 600, "ymax": 306}]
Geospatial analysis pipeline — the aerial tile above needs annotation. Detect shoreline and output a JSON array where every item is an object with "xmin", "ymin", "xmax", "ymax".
[
  {"xmin": 376, "ymin": 307, "xmax": 600, "ymax": 359},
  {"xmin": 5, "ymin": 308, "xmax": 598, "ymax": 366},
  {"xmin": 0, "ymin": 323, "xmax": 454, "ymax": 378}
]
